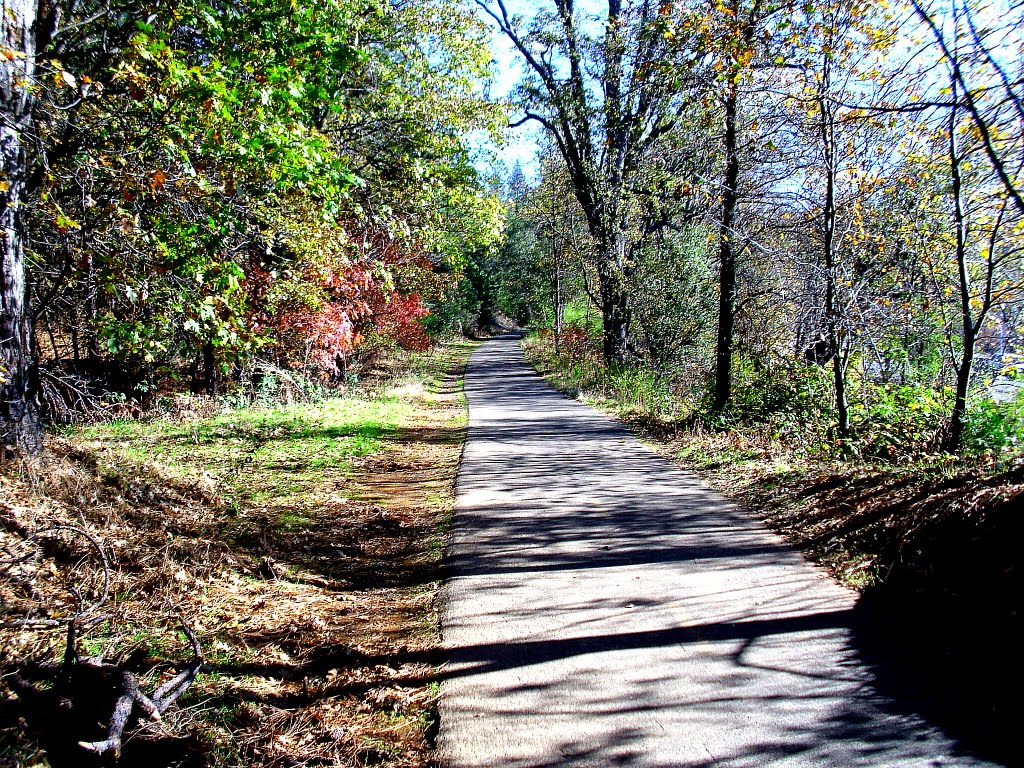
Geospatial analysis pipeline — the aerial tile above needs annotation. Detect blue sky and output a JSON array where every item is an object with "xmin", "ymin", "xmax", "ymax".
[{"xmin": 472, "ymin": 0, "xmax": 545, "ymax": 180}]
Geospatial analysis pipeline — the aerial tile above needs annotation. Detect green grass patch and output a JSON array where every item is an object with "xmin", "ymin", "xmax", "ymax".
[{"xmin": 78, "ymin": 395, "xmax": 413, "ymax": 506}]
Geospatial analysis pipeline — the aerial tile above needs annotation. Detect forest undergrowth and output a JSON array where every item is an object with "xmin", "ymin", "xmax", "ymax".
[
  {"xmin": 0, "ymin": 340, "xmax": 477, "ymax": 768},
  {"xmin": 524, "ymin": 333, "xmax": 1023, "ymax": 765}
]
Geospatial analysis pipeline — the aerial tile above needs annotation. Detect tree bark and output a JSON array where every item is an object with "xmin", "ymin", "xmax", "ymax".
[
  {"xmin": 713, "ymin": 80, "xmax": 740, "ymax": 412},
  {"xmin": 943, "ymin": 80, "xmax": 972, "ymax": 453},
  {"xmin": 597, "ymin": 0, "xmax": 633, "ymax": 366},
  {"xmin": 598, "ymin": 225, "xmax": 632, "ymax": 364},
  {"xmin": 942, "ymin": 52, "xmax": 976, "ymax": 454},
  {"xmin": 600, "ymin": 280, "xmax": 631, "ymax": 364},
  {"xmin": 1, "ymin": 0, "xmax": 44, "ymax": 454},
  {"xmin": 819, "ymin": 55, "xmax": 850, "ymax": 444},
  {"xmin": 552, "ymin": 247, "xmax": 562, "ymax": 355},
  {"xmin": 945, "ymin": 331, "xmax": 973, "ymax": 453}
]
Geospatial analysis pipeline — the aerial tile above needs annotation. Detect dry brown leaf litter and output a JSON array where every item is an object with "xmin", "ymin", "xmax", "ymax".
[{"xmin": 1, "ymin": 348, "xmax": 471, "ymax": 768}]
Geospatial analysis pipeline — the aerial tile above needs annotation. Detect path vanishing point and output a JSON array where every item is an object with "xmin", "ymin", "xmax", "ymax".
[{"xmin": 437, "ymin": 335, "xmax": 1001, "ymax": 768}]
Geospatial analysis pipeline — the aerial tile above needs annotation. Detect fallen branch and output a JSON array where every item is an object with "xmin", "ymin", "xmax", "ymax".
[
  {"xmin": 75, "ymin": 615, "xmax": 204, "ymax": 758},
  {"xmin": 38, "ymin": 367, "xmax": 111, "ymax": 425}
]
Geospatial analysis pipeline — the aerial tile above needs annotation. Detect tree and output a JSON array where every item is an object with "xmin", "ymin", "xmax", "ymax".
[
  {"xmin": 682, "ymin": 0, "xmax": 805, "ymax": 411},
  {"xmin": 4, "ymin": 0, "xmax": 503, "ymax": 448},
  {"xmin": 908, "ymin": 0, "xmax": 1024, "ymax": 450},
  {"xmin": 489, "ymin": 154, "xmax": 592, "ymax": 334},
  {"xmin": 477, "ymin": 0, "xmax": 698, "ymax": 363},
  {"xmin": 937, "ymin": 67, "xmax": 1022, "ymax": 451},
  {"xmin": 1, "ymin": 0, "xmax": 43, "ymax": 453},
  {"xmin": 790, "ymin": 0, "xmax": 891, "ymax": 444}
]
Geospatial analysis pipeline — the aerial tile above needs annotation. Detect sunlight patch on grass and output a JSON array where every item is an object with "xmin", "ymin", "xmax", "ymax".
[{"xmin": 79, "ymin": 396, "xmax": 413, "ymax": 501}]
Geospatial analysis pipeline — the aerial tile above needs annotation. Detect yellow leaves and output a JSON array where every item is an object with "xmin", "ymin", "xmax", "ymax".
[{"xmin": 0, "ymin": 181, "xmax": 9, "ymax": 193}]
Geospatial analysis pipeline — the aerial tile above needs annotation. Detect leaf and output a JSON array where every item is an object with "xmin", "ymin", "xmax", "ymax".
[
  {"xmin": 150, "ymin": 168, "xmax": 168, "ymax": 190},
  {"xmin": 55, "ymin": 213, "xmax": 81, "ymax": 233}
]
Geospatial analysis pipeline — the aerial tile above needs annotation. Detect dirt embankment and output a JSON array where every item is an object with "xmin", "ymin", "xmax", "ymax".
[{"xmin": 1, "ymin": 342, "xmax": 475, "ymax": 768}]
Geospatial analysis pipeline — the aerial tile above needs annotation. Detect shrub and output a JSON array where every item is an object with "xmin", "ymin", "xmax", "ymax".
[
  {"xmin": 962, "ymin": 392, "xmax": 1024, "ymax": 453},
  {"xmin": 715, "ymin": 358, "xmax": 832, "ymax": 450},
  {"xmin": 852, "ymin": 384, "xmax": 948, "ymax": 458}
]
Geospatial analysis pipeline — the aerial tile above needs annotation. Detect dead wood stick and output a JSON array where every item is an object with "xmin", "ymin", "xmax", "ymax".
[
  {"xmin": 62, "ymin": 618, "xmax": 78, "ymax": 671},
  {"xmin": 78, "ymin": 690, "xmax": 133, "ymax": 757},
  {"xmin": 177, "ymin": 614, "xmax": 203, "ymax": 661},
  {"xmin": 77, "ymin": 656, "xmax": 117, "ymax": 670},
  {"xmin": 0, "ymin": 618, "xmax": 63, "ymax": 629},
  {"xmin": 122, "ymin": 671, "xmax": 162, "ymax": 721},
  {"xmin": 152, "ymin": 660, "xmax": 202, "ymax": 713},
  {"xmin": 153, "ymin": 616, "xmax": 204, "ymax": 712},
  {"xmin": 77, "ymin": 614, "xmax": 204, "ymax": 756}
]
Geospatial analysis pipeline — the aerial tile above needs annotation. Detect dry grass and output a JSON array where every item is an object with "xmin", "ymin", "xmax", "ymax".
[
  {"xmin": 642, "ymin": 424, "xmax": 1024, "ymax": 593},
  {"xmin": 0, "ymin": 340, "xmax": 476, "ymax": 767}
]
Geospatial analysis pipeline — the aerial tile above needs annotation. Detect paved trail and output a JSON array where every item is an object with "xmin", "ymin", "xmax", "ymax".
[{"xmin": 438, "ymin": 336, "xmax": 995, "ymax": 768}]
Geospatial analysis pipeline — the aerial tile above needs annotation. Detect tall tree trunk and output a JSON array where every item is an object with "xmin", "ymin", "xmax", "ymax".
[
  {"xmin": 945, "ymin": 330, "xmax": 974, "ymax": 453},
  {"xmin": 819, "ymin": 57, "xmax": 850, "ymax": 444},
  {"xmin": 553, "ymin": 251, "xmax": 562, "ymax": 356},
  {"xmin": 601, "ymin": 284, "xmax": 630, "ymax": 364},
  {"xmin": 203, "ymin": 342, "xmax": 217, "ymax": 395},
  {"xmin": 942, "ymin": 54, "xmax": 975, "ymax": 454},
  {"xmin": 1, "ymin": 0, "xmax": 43, "ymax": 454},
  {"xmin": 713, "ymin": 80, "xmax": 740, "ymax": 412},
  {"xmin": 598, "ymin": 228, "xmax": 632, "ymax": 365},
  {"xmin": 598, "ymin": 0, "xmax": 632, "ymax": 366}
]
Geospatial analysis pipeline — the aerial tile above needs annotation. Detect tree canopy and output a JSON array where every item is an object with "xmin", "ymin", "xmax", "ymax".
[
  {"xmin": 488, "ymin": 0, "xmax": 1024, "ymax": 455},
  {"xmin": 2, "ymin": 0, "xmax": 505, "ymax": 451}
]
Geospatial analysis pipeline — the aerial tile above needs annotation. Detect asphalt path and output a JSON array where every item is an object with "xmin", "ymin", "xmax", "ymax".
[{"xmin": 438, "ymin": 335, "xmax": 997, "ymax": 768}]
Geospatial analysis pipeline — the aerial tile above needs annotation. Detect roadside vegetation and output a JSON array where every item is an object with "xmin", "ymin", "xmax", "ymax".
[
  {"xmin": 3, "ymin": 0, "xmax": 1022, "ymax": 763},
  {"xmin": 0, "ymin": 340, "xmax": 475, "ymax": 767},
  {"xmin": 523, "ymin": 327, "xmax": 1021, "ymax": 588}
]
